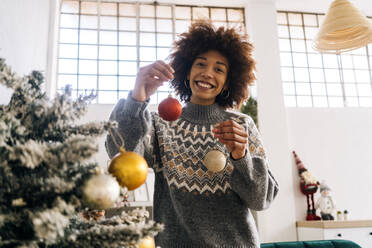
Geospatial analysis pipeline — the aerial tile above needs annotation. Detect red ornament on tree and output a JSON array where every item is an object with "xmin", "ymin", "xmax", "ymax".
[{"xmin": 158, "ymin": 94, "xmax": 182, "ymax": 121}]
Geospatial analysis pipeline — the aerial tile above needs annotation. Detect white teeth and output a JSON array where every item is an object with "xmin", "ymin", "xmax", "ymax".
[{"xmin": 196, "ymin": 81, "xmax": 213, "ymax": 89}]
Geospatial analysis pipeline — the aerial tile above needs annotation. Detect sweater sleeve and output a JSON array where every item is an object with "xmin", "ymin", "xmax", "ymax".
[
  {"xmin": 105, "ymin": 93, "xmax": 159, "ymax": 169},
  {"xmin": 229, "ymin": 116, "xmax": 279, "ymax": 211}
]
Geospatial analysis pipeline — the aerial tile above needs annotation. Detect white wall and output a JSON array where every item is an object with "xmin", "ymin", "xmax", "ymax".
[
  {"xmin": 0, "ymin": 0, "xmax": 50, "ymax": 74},
  {"xmin": 2, "ymin": 0, "xmax": 372, "ymax": 244},
  {"xmin": 287, "ymin": 108, "xmax": 372, "ymax": 221},
  {"xmin": 0, "ymin": 0, "xmax": 51, "ymax": 104}
]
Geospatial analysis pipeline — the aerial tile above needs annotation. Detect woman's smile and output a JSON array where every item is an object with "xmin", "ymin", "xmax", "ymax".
[{"xmin": 194, "ymin": 80, "xmax": 215, "ymax": 90}]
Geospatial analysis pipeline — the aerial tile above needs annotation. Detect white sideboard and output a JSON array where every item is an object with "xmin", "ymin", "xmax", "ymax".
[{"xmin": 296, "ymin": 220, "xmax": 372, "ymax": 247}]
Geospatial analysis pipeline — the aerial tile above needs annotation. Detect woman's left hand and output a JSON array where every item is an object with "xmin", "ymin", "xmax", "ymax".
[{"xmin": 212, "ymin": 120, "xmax": 248, "ymax": 160}]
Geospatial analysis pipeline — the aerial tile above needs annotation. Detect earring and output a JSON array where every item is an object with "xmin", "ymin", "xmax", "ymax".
[{"xmin": 184, "ymin": 79, "xmax": 190, "ymax": 89}]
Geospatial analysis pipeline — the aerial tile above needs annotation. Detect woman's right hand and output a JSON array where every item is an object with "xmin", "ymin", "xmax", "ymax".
[{"xmin": 132, "ymin": 60, "xmax": 174, "ymax": 102}]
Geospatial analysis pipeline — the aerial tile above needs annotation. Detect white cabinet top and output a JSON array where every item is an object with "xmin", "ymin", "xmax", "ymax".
[{"xmin": 296, "ymin": 220, "xmax": 372, "ymax": 229}]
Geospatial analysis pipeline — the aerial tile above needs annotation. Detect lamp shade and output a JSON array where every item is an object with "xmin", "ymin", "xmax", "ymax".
[{"xmin": 313, "ymin": 0, "xmax": 372, "ymax": 53}]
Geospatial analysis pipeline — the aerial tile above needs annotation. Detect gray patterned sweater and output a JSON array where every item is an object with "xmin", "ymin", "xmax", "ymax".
[{"xmin": 105, "ymin": 94, "xmax": 279, "ymax": 248}]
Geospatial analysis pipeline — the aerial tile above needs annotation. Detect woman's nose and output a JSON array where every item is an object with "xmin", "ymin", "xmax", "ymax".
[{"xmin": 201, "ymin": 67, "xmax": 213, "ymax": 78}]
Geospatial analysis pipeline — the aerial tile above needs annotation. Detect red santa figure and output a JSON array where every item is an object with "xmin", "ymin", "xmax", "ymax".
[{"xmin": 293, "ymin": 151, "xmax": 321, "ymax": 221}]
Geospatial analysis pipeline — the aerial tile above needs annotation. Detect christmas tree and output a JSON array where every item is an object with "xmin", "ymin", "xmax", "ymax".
[
  {"xmin": 0, "ymin": 58, "xmax": 162, "ymax": 247},
  {"xmin": 240, "ymin": 97, "xmax": 258, "ymax": 126}
]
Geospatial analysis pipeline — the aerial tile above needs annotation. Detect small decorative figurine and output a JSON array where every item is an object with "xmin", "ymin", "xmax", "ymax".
[
  {"xmin": 343, "ymin": 210, "xmax": 349, "ymax": 220},
  {"xmin": 293, "ymin": 151, "xmax": 321, "ymax": 221},
  {"xmin": 315, "ymin": 181, "xmax": 336, "ymax": 220}
]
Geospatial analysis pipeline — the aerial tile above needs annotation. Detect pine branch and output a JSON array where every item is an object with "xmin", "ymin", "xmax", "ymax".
[
  {"xmin": 53, "ymin": 209, "xmax": 164, "ymax": 248},
  {"xmin": 66, "ymin": 121, "xmax": 117, "ymax": 138},
  {"xmin": 0, "ymin": 58, "xmax": 21, "ymax": 90}
]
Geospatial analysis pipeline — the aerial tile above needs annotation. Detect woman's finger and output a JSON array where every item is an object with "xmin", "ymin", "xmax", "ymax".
[
  {"xmin": 217, "ymin": 138, "xmax": 246, "ymax": 154},
  {"xmin": 151, "ymin": 60, "xmax": 174, "ymax": 80},
  {"xmin": 214, "ymin": 120, "xmax": 245, "ymax": 132},
  {"xmin": 214, "ymin": 126, "xmax": 247, "ymax": 138},
  {"xmin": 224, "ymin": 141, "xmax": 245, "ymax": 150},
  {"xmin": 213, "ymin": 121, "xmax": 247, "ymax": 138},
  {"xmin": 155, "ymin": 60, "xmax": 174, "ymax": 77},
  {"xmin": 148, "ymin": 66, "xmax": 172, "ymax": 82},
  {"xmin": 140, "ymin": 61, "xmax": 173, "ymax": 80},
  {"xmin": 213, "ymin": 120, "xmax": 248, "ymax": 157},
  {"xmin": 214, "ymin": 132, "xmax": 247, "ymax": 143}
]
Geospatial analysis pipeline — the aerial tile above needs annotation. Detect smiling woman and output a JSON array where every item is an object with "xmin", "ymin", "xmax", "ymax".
[{"xmin": 106, "ymin": 20, "xmax": 279, "ymax": 248}]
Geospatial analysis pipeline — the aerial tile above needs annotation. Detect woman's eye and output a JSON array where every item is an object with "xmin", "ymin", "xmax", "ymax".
[
  {"xmin": 215, "ymin": 67, "xmax": 224, "ymax": 73},
  {"xmin": 196, "ymin": 62, "xmax": 205, "ymax": 66}
]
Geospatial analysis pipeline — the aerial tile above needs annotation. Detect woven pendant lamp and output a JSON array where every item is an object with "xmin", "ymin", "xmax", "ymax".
[{"xmin": 313, "ymin": 0, "xmax": 372, "ymax": 53}]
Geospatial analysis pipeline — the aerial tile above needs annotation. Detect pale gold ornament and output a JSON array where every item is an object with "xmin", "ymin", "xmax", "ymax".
[
  {"xmin": 82, "ymin": 174, "xmax": 120, "ymax": 210},
  {"xmin": 138, "ymin": 236, "xmax": 155, "ymax": 248},
  {"xmin": 203, "ymin": 149, "xmax": 226, "ymax": 172}
]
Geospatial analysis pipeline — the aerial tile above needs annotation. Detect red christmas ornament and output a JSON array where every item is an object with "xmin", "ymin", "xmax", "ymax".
[{"xmin": 158, "ymin": 95, "xmax": 182, "ymax": 121}]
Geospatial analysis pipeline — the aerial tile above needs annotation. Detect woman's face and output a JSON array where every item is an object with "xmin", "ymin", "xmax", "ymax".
[{"xmin": 187, "ymin": 50, "xmax": 229, "ymax": 105}]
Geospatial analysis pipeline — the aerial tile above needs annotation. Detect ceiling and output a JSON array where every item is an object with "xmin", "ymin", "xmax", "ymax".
[
  {"xmin": 276, "ymin": 0, "xmax": 372, "ymax": 16},
  {"xmin": 122, "ymin": 0, "xmax": 372, "ymax": 16}
]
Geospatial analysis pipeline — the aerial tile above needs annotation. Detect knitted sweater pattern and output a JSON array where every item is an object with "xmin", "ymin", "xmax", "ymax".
[{"xmin": 106, "ymin": 95, "xmax": 279, "ymax": 248}]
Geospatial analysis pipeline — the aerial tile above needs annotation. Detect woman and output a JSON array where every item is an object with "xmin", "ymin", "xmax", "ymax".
[{"xmin": 106, "ymin": 21, "xmax": 279, "ymax": 248}]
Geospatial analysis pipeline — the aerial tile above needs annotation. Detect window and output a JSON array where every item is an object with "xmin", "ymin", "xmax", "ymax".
[
  {"xmin": 277, "ymin": 11, "xmax": 372, "ymax": 107},
  {"xmin": 57, "ymin": 1, "xmax": 245, "ymax": 104}
]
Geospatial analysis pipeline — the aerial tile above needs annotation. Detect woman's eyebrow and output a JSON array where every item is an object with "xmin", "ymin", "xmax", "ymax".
[
  {"xmin": 195, "ymin": 56, "xmax": 206, "ymax": 61},
  {"xmin": 216, "ymin": 61, "xmax": 228, "ymax": 69},
  {"xmin": 195, "ymin": 56, "xmax": 228, "ymax": 68}
]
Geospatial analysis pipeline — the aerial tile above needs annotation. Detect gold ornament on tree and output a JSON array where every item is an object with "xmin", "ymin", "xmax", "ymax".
[{"xmin": 108, "ymin": 128, "xmax": 149, "ymax": 191}]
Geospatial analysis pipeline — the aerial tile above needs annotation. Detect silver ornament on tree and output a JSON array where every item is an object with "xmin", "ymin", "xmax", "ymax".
[{"xmin": 82, "ymin": 173, "xmax": 120, "ymax": 210}]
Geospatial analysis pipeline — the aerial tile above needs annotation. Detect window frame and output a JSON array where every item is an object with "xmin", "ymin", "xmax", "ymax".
[
  {"xmin": 56, "ymin": 1, "xmax": 246, "ymax": 104},
  {"xmin": 277, "ymin": 11, "xmax": 372, "ymax": 108}
]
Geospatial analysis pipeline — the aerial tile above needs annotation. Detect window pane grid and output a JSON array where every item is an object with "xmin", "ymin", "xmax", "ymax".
[
  {"xmin": 278, "ymin": 12, "xmax": 372, "ymax": 107},
  {"xmin": 58, "ymin": 1, "xmax": 245, "ymax": 104}
]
